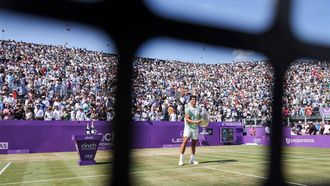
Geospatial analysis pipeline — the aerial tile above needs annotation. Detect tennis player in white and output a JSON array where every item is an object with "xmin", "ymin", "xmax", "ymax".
[{"xmin": 178, "ymin": 95, "xmax": 201, "ymax": 166}]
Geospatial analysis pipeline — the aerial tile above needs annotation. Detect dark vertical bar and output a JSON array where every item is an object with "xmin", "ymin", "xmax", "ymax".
[
  {"xmin": 264, "ymin": 60, "xmax": 290, "ymax": 186},
  {"xmin": 263, "ymin": 0, "xmax": 292, "ymax": 184},
  {"xmin": 112, "ymin": 48, "xmax": 134, "ymax": 186}
]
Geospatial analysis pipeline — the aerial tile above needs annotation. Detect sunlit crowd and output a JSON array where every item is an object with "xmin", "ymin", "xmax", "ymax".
[
  {"xmin": 0, "ymin": 40, "xmax": 117, "ymax": 121},
  {"xmin": 0, "ymin": 40, "xmax": 329, "ymax": 122}
]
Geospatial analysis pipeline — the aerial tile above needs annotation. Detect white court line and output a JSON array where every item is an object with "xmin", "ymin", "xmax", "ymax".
[
  {"xmin": 0, "ymin": 156, "xmax": 111, "ymax": 164},
  {"xmin": 0, "ymin": 163, "xmax": 257, "ymax": 185},
  {"xmin": 0, "ymin": 162, "xmax": 11, "ymax": 175},
  {"xmin": 205, "ymin": 149, "xmax": 330, "ymax": 161},
  {"xmin": 0, "ymin": 158, "xmax": 78, "ymax": 164},
  {"xmin": 0, "ymin": 160, "xmax": 264, "ymax": 185},
  {"xmin": 211, "ymin": 160, "xmax": 269, "ymax": 167},
  {"xmin": 223, "ymin": 150, "xmax": 330, "ymax": 161},
  {"xmin": 131, "ymin": 166, "xmax": 201, "ymax": 174},
  {"xmin": 0, "ymin": 174, "xmax": 111, "ymax": 186},
  {"xmin": 0, "ymin": 160, "xmax": 308, "ymax": 186},
  {"xmin": 0, "ymin": 167, "xmax": 196, "ymax": 185},
  {"xmin": 202, "ymin": 166, "xmax": 308, "ymax": 186}
]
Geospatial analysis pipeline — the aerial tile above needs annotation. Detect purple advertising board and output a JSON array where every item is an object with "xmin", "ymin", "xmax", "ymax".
[
  {"xmin": 2, "ymin": 121, "xmax": 330, "ymax": 154},
  {"xmin": 243, "ymin": 127, "xmax": 270, "ymax": 145},
  {"xmin": 243, "ymin": 127, "xmax": 330, "ymax": 148},
  {"xmin": 0, "ymin": 120, "xmax": 112, "ymax": 154},
  {"xmin": 283, "ymin": 135, "xmax": 330, "ymax": 148},
  {"xmin": 283, "ymin": 127, "xmax": 330, "ymax": 148},
  {"xmin": 0, "ymin": 121, "xmax": 244, "ymax": 154},
  {"xmin": 134, "ymin": 122, "xmax": 243, "ymax": 148}
]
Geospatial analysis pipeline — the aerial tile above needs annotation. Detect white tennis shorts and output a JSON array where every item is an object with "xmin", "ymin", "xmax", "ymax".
[{"xmin": 183, "ymin": 125, "xmax": 199, "ymax": 140}]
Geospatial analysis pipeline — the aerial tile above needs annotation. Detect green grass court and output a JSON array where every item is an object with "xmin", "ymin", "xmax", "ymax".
[{"xmin": 1, "ymin": 145, "xmax": 330, "ymax": 185}]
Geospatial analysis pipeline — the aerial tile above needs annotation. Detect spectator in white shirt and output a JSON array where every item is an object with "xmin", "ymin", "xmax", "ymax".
[
  {"xmin": 35, "ymin": 105, "xmax": 44, "ymax": 120},
  {"xmin": 70, "ymin": 108, "xmax": 76, "ymax": 121},
  {"xmin": 76, "ymin": 108, "xmax": 85, "ymax": 121},
  {"xmin": 52, "ymin": 105, "xmax": 63, "ymax": 120}
]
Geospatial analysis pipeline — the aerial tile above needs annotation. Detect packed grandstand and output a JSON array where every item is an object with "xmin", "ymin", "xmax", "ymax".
[{"xmin": 0, "ymin": 40, "xmax": 329, "ymax": 125}]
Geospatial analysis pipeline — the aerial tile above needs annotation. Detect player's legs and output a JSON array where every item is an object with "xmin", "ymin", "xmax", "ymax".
[
  {"xmin": 179, "ymin": 125, "xmax": 191, "ymax": 166},
  {"xmin": 181, "ymin": 125, "xmax": 192, "ymax": 154},
  {"xmin": 189, "ymin": 128, "xmax": 199, "ymax": 164},
  {"xmin": 191, "ymin": 139, "xmax": 197, "ymax": 155},
  {"xmin": 190, "ymin": 128, "xmax": 199, "ymax": 155},
  {"xmin": 180, "ymin": 136, "xmax": 189, "ymax": 154},
  {"xmin": 179, "ymin": 137, "xmax": 189, "ymax": 166}
]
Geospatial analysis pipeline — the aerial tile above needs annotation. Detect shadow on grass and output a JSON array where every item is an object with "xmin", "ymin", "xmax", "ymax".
[
  {"xmin": 199, "ymin": 159, "xmax": 238, "ymax": 164},
  {"xmin": 95, "ymin": 161, "xmax": 113, "ymax": 165}
]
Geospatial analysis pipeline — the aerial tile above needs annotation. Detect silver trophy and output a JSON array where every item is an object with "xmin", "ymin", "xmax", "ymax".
[
  {"xmin": 199, "ymin": 107, "xmax": 210, "ymax": 135},
  {"xmin": 90, "ymin": 121, "xmax": 97, "ymax": 135}
]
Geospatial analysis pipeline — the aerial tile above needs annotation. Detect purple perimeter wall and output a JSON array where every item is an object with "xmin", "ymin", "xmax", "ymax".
[
  {"xmin": 0, "ymin": 121, "xmax": 243, "ymax": 154},
  {"xmin": 2, "ymin": 121, "xmax": 328, "ymax": 154}
]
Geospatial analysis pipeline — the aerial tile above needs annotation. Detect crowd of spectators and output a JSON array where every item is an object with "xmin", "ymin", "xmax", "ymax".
[
  {"xmin": 0, "ymin": 40, "xmax": 329, "ymax": 122},
  {"xmin": 132, "ymin": 58, "xmax": 329, "ymax": 122},
  {"xmin": 0, "ymin": 40, "xmax": 117, "ymax": 121},
  {"xmin": 283, "ymin": 61, "xmax": 330, "ymax": 118},
  {"xmin": 132, "ymin": 58, "xmax": 274, "ymax": 122},
  {"xmin": 290, "ymin": 120, "xmax": 330, "ymax": 135}
]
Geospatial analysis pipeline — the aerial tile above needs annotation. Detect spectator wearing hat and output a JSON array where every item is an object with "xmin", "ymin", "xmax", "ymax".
[
  {"xmin": 3, "ymin": 93, "xmax": 15, "ymax": 106},
  {"xmin": 107, "ymin": 107, "xmax": 114, "ymax": 121},
  {"xmin": 41, "ymin": 95, "xmax": 49, "ymax": 109},
  {"xmin": 44, "ymin": 106, "xmax": 53, "ymax": 121},
  {"xmin": 296, "ymin": 121, "xmax": 303, "ymax": 134},
  {"xmin": 98, "ymin": 106, "xmax": 107, "ymax": 121},
  {"xmin": 24, "ymin": 105, "xmax": 34, "ymax": 120},
  {"xmin": 2, "ymin": 83, "xmax": 9, "ymax": 95},
  {"xmin": 62, "ymin": 107, "xmax": 70, "ymax": 120},
  {"xmin": 34, "ymin": 104, "xmax": 44, "ymax": 120},
  {"xmin": 90, "ymin": 108, "xmax": 98, "ymax": 121},
  {"xmin": 2, "ymin": 103, "xmax": 14, "ymax": 120},
  {"xmin": 13, "ymin": 103, "xmax": 25, "ymax": 120}
]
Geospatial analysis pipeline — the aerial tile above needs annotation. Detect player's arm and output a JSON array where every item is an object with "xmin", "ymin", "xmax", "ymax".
[{"xmin": 185, "ymin": 114, "xmax": 201, "ymax": 125}]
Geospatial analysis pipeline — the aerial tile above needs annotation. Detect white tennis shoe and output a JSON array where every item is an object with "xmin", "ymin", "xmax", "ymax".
[
  {"xmin": 189, "ymin": 159, "xmax": 199, "ymax": 164},
  {"xmin": 178, "ymin": 159, "xmax": 184, "ymax": 166}
]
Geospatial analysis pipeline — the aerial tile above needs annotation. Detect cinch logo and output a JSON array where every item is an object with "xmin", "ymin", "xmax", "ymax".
[
  {"xmin": 0, "ymin": 142, "xmax": 8, "ymax": 150},
  {"xmin": 81, "ymin": 143, "xmax": 97, "ymax": 150}
]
